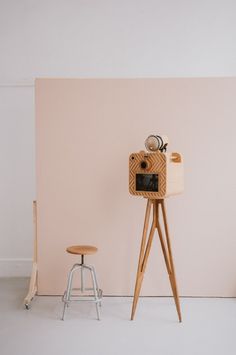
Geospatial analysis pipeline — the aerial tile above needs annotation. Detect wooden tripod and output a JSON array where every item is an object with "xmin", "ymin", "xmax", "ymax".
[{"xmin": 131, "ymin": 199, "xmax": 182, "ymax": 322}]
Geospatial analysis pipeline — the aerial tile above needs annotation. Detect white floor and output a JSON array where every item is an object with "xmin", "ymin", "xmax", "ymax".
[{"xmin": 1, "ymin": 278, "xmax": 236, "ymax": 355}]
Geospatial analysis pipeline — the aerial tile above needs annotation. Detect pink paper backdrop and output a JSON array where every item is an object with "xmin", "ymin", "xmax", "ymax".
[{"xmin": 36, "ymin": 78, "xmax": 236, "ymax": 296}]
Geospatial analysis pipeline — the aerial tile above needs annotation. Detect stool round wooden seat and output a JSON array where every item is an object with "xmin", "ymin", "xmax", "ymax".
[{"xmin": 66, "ymin": 245, "xmax": 98, "ymax": 256}]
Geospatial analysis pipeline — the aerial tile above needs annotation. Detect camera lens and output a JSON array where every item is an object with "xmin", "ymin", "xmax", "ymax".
[
  {"xmin": 145, "ymin": 134, "xmax": 169, "ymax": 152},
  {"xmin": 140, "ymin": 161, "xmax": 147, "ymax": 169}
]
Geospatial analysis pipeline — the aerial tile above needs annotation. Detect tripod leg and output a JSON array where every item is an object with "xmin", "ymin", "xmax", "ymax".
[
  {"xmin": 131, "ymin": 219, "xmax": 156, "ymax": 320},
  {"xmin": 156, "ymin": 201, "xmax": 171, "ymax": 274},
  {"xmin": 156, "ymin": 214, "xmax": 179, "ymax": 319},
  {"xmin": 131, "ymin": 199, "xmax": 152, "ymax": 320},
  {"xmin": 159, "ymin": 200, "xmax": 182, "ymax": 322},
  {"xmin": 156, "ymin": 201, "xmax": 178, "ymax": 317},
  {"xmin": 140, "ymin": 201, "xmax": 157, "ymax": 275}
]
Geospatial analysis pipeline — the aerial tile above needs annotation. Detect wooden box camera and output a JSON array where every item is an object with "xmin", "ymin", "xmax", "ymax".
[{"xmin": 129, "ymin": 150, "xmax": 184, "ymax": 199}]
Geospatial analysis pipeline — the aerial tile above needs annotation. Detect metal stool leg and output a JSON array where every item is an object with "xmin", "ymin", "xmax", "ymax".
[
  {"xmin": 61, "ymin": 265, "xmax": 78, "ymax": 320},
  {"xmin": 91, "ymin": 266, "xmax": 102, "ymax": 307},
  {"xmin": 89, "ymin": 266, "xmax": 101, "ymax": 320},
  {"xmin": 80, "ymin": 254, "xmax": 85, "ymax": 293},
  {"xmin": 81, "ymin": 265, "xmax": 84, "ymax": 293}
]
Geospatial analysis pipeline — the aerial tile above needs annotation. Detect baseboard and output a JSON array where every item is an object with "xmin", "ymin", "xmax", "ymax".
[{"xmin": 0, "ymin": 258, "xmax": 32, "ymax": 277}]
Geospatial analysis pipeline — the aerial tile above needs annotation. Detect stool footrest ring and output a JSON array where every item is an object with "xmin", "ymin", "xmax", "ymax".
[{"xmin": 62, "ymin": 290, "xmax": 102, "ymax": 303}]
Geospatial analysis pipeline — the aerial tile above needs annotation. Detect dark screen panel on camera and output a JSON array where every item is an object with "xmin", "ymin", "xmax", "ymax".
[{"xmin": 136, "ymin": 174, "xmax": 158, "ymax": 192}]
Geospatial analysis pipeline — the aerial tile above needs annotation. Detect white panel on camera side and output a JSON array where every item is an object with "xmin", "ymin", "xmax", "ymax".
[{"xmin": 165, "ymin": 153, "xmax": 184, "ymax": 197}]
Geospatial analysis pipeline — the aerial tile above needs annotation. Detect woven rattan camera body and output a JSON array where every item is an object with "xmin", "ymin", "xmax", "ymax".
[{"xmin": 129, "ymin": 150, "xmax": 184, "ymax": 199}]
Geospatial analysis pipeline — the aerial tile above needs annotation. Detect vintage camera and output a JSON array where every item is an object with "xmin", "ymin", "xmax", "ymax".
[{"xmin": 129, "ymin": 135, "xmax": 184, "ymax": 199}]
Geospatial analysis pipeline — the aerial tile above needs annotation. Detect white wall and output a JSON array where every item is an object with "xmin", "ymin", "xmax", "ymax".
[{"xmin": 0, "ymin": 0, "xmax": 236, "ymax": 276}]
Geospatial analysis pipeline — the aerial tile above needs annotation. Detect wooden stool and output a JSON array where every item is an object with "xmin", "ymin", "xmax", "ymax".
[{"xmin": 61, "ymin": 245, "xmax": 102, "ymax": 320}]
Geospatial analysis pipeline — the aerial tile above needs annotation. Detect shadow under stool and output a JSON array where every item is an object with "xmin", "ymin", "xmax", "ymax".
[{"xmin": 61, "ymin": 245, "xmax": 102, "ymax": 320}]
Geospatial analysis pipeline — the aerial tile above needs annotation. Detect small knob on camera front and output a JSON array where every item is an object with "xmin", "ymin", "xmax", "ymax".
[{"xmin": 140, "ymin": 161, "xmax": 147, "ymax": 169}]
